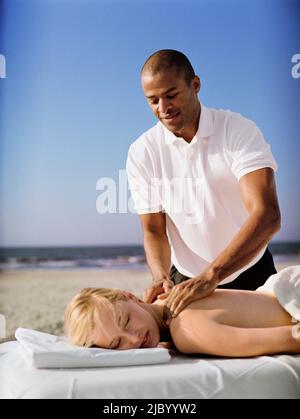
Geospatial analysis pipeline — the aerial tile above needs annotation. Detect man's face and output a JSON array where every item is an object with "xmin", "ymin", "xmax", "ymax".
[{"xmin": 141, "ymin": 68, "xmax": 200, "ymax": 136}]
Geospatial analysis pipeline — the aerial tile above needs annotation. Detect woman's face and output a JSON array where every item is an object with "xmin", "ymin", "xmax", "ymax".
[{"xmin": 91, "ymin": 299, "xmax": 161, "ymax": 350}]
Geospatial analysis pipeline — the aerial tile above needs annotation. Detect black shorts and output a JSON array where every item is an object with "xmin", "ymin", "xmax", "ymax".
[{"xmin": 169, "ymin": 248, "xmax": 277, "ymax": 290}]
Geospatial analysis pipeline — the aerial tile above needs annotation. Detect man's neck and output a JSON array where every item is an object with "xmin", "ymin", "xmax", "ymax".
[{"xmin": 174, "ymin": 102, "xmax": 201, "ymax": 143}]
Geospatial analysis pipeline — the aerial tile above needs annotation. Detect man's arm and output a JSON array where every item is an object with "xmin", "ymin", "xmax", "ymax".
[
  {"xmin": 206, "ymin": 167, "xmax": 281, "ymax": 282},
  {"xmin": 140, "ymin": 212, "xmax": 174, "ymax": 302},
  {"xmin": 140, "ymin": 212, "xmax": 171, "ymax": 281},
  {"xmin": 166, "ymin": 167, "xmax": 281, "ymax": 316}
]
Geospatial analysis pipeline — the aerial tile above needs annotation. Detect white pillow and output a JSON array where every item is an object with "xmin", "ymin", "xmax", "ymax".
[{"xmin": 15, "ymin": 328, "xmax": 171, "ymax": 369}]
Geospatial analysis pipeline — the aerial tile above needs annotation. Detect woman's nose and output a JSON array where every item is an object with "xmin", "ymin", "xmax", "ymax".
[{"xmin": 124, "ymin": 331, "xmax": 142, "ymax": 348}]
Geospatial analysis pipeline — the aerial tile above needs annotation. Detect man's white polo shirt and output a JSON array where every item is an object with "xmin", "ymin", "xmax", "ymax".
[{"xmin": 126, "ymin": 104, "xmax": 277, "ymax": 284}]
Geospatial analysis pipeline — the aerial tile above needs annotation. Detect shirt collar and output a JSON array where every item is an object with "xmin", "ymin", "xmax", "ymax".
[{"xmin": 161, "ymin": 103, "xmax": 214, "ymax": 146}]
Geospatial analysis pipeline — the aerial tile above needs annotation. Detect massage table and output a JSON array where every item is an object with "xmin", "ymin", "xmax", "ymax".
[
  {"xmin": 1, "ymin": 265, "xmax": 300, "ymax": 399},
  {"xmin": 1, "ymin": 340, "xmax": 300, "ymax": 399}
]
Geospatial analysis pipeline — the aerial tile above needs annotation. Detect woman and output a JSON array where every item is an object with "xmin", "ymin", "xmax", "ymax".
[{"xmin": 64, "ymin": 265, "xmax": 300, "ymax": 357}]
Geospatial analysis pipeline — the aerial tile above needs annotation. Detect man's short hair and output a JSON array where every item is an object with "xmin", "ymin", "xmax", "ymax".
[{"xmin": 141, "ymin": 49, "xmax": 196, "ymax": 85}]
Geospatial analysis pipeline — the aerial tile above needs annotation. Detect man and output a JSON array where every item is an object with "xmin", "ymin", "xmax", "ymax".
[{"xmin": 126, "ymin": 49, "xmax": 281, "ymax": 318}]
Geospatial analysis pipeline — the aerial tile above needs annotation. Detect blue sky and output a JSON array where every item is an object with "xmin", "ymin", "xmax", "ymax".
[{"xmin": 0, "ymin": 0, "xmax": 299, "ymax": 246}]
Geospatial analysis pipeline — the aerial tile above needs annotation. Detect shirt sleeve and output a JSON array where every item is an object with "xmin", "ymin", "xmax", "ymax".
[
  {"xmin": 126, "ymin": 143, "xmax": 163, "ymax": 214},
  {"xmin": 226, "ymin": 117, "xmax": 278, "ymax": 180}
]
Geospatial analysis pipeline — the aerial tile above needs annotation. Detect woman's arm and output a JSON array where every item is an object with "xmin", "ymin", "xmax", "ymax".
[{"xmin": 172, "ymin": 320, "xmax": 300, "ymax": 357}]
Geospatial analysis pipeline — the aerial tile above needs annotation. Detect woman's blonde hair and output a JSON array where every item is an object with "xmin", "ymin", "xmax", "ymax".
[{"xmin": 64, "ymin": 287, "xmax": 128, "ymax": 347}]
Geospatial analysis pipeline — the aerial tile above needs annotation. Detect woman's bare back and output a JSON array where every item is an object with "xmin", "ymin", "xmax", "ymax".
[
  {"xmin": 166, "ymin": 289, "xmax": 298, "ymax": 356},
  {"xmin": 179, "ymin": 288, "xmax": 292, "ymax": 329}
]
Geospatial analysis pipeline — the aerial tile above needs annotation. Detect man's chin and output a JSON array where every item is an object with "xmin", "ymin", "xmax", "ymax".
[{"xmin": 162, "ymin": 120, "xmax": 183, "ymax": 135}]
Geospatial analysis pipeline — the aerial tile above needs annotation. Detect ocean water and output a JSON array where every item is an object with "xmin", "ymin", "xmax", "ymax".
[
  {"xmin": 0, "ymin": 245, "xmax": 147, "ymax": 271},
  {"xmin": 0, "ymin": 242, "xmax": 299, "ymax": 271}
]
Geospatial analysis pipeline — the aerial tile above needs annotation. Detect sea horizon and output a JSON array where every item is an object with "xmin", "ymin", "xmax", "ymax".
[{"xmin": 0, "ymin": 241, "xmax": 299, "ymax": 271}]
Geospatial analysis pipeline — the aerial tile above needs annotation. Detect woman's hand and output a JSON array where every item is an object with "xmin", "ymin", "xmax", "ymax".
[
  {"xmin": 143, "ymin": 277, "xmax": 174, "ymax": 304},
  {"xmin": 164, "ymin": 270, "xmax": 219, "ymax": 318}
]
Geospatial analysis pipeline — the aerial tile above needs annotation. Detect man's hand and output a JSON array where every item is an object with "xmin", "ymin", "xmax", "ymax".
[
  {"xmin": 164, "ymin": 270, "xmax": 219, "ymax": 318},
  {"xmin": 143, "ymin": 276, "xmax": 174, "ymax": 304}
]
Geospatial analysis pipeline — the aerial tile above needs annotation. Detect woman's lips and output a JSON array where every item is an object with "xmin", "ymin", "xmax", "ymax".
[{"xmin": 142, "ymin": 330, "xmax": 150, "ymax": 347}]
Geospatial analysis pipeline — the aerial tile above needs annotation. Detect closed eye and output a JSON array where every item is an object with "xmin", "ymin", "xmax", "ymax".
[
  {"xmin": 110, "ymin": 315, "xmax": 130, "ymax": 349},
  {"xmin": 166, "ymin": 93, "xmax": 178, "ymax": 99},
  {"xmin": 148, "ymin": 93, "xmax": 178, "ymax": 104},
  {"xmin": 115, "ymin": 316, "xmax": 130, "ymax": 349}
]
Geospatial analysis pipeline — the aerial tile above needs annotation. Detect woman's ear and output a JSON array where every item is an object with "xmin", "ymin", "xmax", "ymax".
[{"xmin": 122, "ymin": 291, "xmax": 143, "ymax": 303}]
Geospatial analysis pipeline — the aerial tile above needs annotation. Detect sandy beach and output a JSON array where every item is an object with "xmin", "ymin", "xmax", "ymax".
[{"xmin": 0, "ymin": 260, "xmax": 299, "ymax": 342}]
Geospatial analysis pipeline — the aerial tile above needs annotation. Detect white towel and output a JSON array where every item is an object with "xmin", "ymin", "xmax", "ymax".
[
  {"xmin": 15, "ymin": 328, "xmax": 171, "ymax": 369},
  {"xmin": 256, "ymin": 265, "xmax": 300, "ymax": 321}
]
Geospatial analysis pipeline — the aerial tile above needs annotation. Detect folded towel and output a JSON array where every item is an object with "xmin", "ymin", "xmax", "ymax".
[
  {"xmin": 15, "ymin": 328, "xmax": 171, "ymax": 369},
  {"xmin": 256, "ymin": 265, "xmax": 300, "ymax": 321}
]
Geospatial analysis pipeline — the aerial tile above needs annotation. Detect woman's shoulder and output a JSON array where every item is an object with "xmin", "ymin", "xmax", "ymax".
[{"xmin": 168, "ymin": 308, "xmax": 215, "ymax": 354}]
